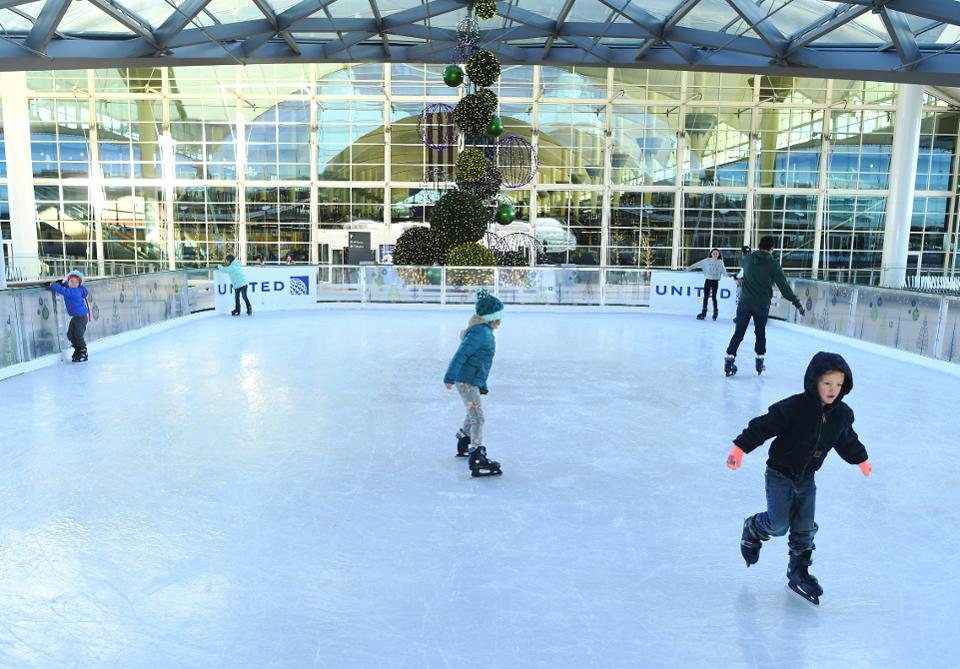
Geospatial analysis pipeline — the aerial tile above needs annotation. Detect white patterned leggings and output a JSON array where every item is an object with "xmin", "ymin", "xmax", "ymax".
[{"xmin": 456, "ymin": 383, "xmax": 484, "ymax": 448}]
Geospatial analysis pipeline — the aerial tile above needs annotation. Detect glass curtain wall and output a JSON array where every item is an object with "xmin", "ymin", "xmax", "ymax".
[{"xmin": 4, "ymin": 65, "xmax": 958, "ymax": 280}]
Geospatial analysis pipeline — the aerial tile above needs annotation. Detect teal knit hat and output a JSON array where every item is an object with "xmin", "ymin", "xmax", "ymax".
[{"xmin": 475, "ymin": 288, "xmax": 504, "ymax": 322}]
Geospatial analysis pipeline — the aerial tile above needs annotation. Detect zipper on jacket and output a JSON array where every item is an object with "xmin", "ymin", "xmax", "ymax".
[{"xmin": 798, "ymin": 409, "xmax": 825, "ymax": 481}]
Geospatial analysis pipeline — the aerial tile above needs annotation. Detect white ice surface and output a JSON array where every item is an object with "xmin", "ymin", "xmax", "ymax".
[{"xmin": 1, "ymin": 308, "xmax": 958, "ymax": 668}]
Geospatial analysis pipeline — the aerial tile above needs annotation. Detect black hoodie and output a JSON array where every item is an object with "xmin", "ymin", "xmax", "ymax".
[{"xmin": 734, "ymin": 352, "xmax": 868, "ymax": 481}]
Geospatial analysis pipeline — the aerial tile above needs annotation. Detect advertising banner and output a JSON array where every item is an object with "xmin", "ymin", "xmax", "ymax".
[
  {"xmin": 649, "ymin": 270, "xmax": 738, "ymax": 318},
  {"xmin": 214, "ymin": 265, "xmax": 317, "ymax": 313}
]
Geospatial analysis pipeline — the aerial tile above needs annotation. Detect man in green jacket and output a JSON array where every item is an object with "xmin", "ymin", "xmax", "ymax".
[{"xmin": 725, "ymin": 236, "xmax": 805, "ymax": 376}]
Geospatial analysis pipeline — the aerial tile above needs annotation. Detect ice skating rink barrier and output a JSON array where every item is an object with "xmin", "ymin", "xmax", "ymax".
[
  {"xmin": 3, "ymin": 267, "xmax": 958, "ymax": 369},
  {"xmin": 0, "ymin": 271, "xmax": 190, "ymax": 370},
  {"xmin": 318, "ymin": 265, "xmax": 960, "ymax": 365},
  {"xmin": 770, "ymin": 278, "xmax": 960, "ymax": 364}
]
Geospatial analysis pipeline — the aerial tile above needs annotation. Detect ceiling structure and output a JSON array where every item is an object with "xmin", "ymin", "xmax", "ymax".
[{"xmin": 1, "ymin": 0, "xmax": 960, "ymax": 85}]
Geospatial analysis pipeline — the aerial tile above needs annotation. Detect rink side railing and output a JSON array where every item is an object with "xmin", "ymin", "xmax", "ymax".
[
  {"xmin": 3, "ymin": 267, "xmax": 958, "ymax": 369},
  {"xmin": 315, "ymin": 265, "xmax": 960, "ymax": 365},
  {"xmin": 0, "ymin": 271, "xmax": 192, "ymax": 370}
]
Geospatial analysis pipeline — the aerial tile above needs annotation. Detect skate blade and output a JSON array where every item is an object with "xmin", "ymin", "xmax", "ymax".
[
  {"xmin": 787, "ymin": 583, "xmax": 820, "ymax": 606},
  {"xmin": 470, "ymin": 469, "xmax": 503, "ymax": 477}
]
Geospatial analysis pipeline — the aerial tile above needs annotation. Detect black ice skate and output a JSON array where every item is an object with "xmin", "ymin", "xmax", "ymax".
[
  {"xmin": 712, "ymin": 311, "xmax": 718, "ymax": 321},
  {"xmin": 455, "ymin": 429, "xmax": 471, "ymax": 457},
  {"xmin": 247, "ymin": 309, "xmax": 252, "ymax": 316},
  {"xmin": 76, "ymin": 347, "xmax": 88, "ymax": 363},
  {"xmin": 468, "ymin": 446, "xmax": 502, "ymax": 477},
  {"xmin": 696, "ymin": 312, "xmax": 706, "ymax": 320},
  {"xmin": 755, "ymin": 355, "xmax": 765, "ymax": 375},
  {"xmin": 724, "ymin": 355, "xmax": 738, "ymax": 377},
  {"xmin": 231, "ymin": 309, "xmax": 241, "ymax": 316},
  {"xmin": 71, "ymin": 348, "xmax": 81, "ymax": 362},
  {"xmin": 740, "ymin": 517, "xmax": 766, "ymax": 566},
  {"xmin": 787, "ymin": 549, "xmax": 823, "ymax": 606}
]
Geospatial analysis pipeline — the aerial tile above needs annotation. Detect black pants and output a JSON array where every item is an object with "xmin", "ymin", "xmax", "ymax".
[
  {"xmin": 726, "ymin": 303, "xmax": 769, "ymax": 356},
  {"xmin": 234, "ymin": 285, "xmax": 251, "ymax": 313},
  {"xmin": 67, "ymin": 316, "xmax": 87, "ymax": 351},
  {"xmin": 700, "ymin": 279, "xmax": 719, "ymax": 316}
]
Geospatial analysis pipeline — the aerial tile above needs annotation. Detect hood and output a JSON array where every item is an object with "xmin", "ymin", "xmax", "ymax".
[
  {"xmin": 803, "ymin": 351, "xmax": 853, "ymax": 401},
  {"xmin": 65, "ymin": 269, "xmax": 85, "ymax": 285},
  {"xmin": 743, "ymin": 250, "xmax": 775, "ymax": 271}
]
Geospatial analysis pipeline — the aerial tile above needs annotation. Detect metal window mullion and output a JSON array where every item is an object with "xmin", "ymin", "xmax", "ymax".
[
  {"xmin": 599, "ymin": 67, "xmax": 613, "ymax": 268},
  {"xmin": 161, "ymin": 67, "xmax": 176, "ymax": 271},
  {"xmin": 530, "ymin": 65, "xmax": 541, "ymax": 263},
  {"xmin": 672, "ymin": 71, "xmax": 687, "ymax": 270},
  {"xmin": 745, "ymin": 94, "xmax": 759, "ymax": 250},
  {"xmin": 383, "ymin": 66, "xmax": 392, "ymax": 228},
  {"xmin": 812, "ymin": 82, "xmax": 832, "ymax": 279},
  {"xmin": 236, "ymin": 69, "xmax": 248, "ymax": 264},
  {"xmin": 87, "ymin": 69, "xmax": 106, "ymax": 277},
  {"xmin": 309, "ymin": 63, "xmax": 319, "ymax": 264}
]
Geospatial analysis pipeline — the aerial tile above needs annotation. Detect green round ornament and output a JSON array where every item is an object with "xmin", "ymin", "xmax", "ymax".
[
  {"xmin": 495, "ymin": 203, "xmax": 516, "ymax": 225},
  {"xmin": 486, "ymin": 115, "xmax": 504, "ymax": 137},
  {"xmin": 443, "ymin": 64, "xmax": 464, "ymax": 87}
]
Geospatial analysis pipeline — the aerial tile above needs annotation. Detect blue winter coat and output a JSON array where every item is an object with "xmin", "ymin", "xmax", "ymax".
[
  {"xmin": 50, "ymin": 282, "xmax": 89, "ymax": 317},
  {"xmin": 216, "ymin": 258, "xmax": 248, "ymax": 288},
  {"xmin": 444, "ymin": 323, "xmax": 495, "ymax": 392}
]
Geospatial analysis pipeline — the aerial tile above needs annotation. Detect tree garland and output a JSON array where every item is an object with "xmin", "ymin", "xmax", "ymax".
[
  {"xmin": 430, "ymin": 190, "xmax": 488, "ymax": 249},
  {"xmin": 392, "ymin": 226, "xmax": 445, "ymax": 265},
  {"xmin": 476, "ymin": 88, "xmax": 498, "ymax": 115},
  {"xmin": 475, "ymin": 0, "xmax": 496, "ymax": 20},
  {"xmin": 454, "ymin": 93, "xmax": 493, "ymax": 133},
  {"xmin": 455, "ymin": 147, "xmax": 489, "ymax": 182},
  {"xmin": 466, "ymin": 50, "xmax": 501, "ymax": 88}
]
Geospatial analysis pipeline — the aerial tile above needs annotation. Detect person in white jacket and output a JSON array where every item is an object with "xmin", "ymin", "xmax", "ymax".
[{"xmin": 685, "ymin": 248, "xmax": 727, "ymax": 320}]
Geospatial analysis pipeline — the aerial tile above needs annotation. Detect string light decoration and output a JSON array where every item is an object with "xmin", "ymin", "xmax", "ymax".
[
  {"xmin": 476, "ymin": 0, "xmax": 496, "ymax": 20},
  {"xmin": 430, "ymin": 190, "xmax": 488, "ymax": 248},
  {"xmin": 403, "ymin": 0, "xmax": 539, "ymax": 268},
  {"xmin": 455, "ymin": 147, "xmax": 489, "ymax": 182},
  {"xmin": 416, "ymin": 103, "xmax": 459, "ymax": 150},
  {"xmin": 477, "ymin": 87, "xmax": 498, "ymax": 115},
  {"xmin": 454, "ymin": 93, "xmax": 493, "ymax": 133},
  {"xmin": 392, "ymin": 226, "xmax": 446, "ymax": 265},
  {"xmin": 496, "ymin": 135, "xmax": 538, "ymax": 188},
  {"xmin": 466, "ymin": 50, "xmax": 501, "ymax": 88}
]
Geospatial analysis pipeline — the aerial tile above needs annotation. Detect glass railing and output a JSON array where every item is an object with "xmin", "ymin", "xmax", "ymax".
[
  {"xmin": 318, "ymin": 265, "xmax": 654, "ymax": 307},
  {"xmin": 772, "ymin": 277, "xmax": 960, "ymax": 364},
  {"xmin": 1, "ymin": 270, "xmax": 191, "ymax": 371}
]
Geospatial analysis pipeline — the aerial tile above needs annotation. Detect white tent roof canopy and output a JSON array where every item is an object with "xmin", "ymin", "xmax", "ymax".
[{"xmin": 1, "ymin": 0, "xmax": 960, "ymax": 84}]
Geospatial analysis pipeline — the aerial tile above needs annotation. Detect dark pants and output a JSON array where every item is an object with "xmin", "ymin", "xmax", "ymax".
[
  {"xmin": 726, "ymin": 303, "xmax": 769, "ymax": 356},
  {"xmin": 700, "ymin": 279, "xmax": 719, "ymax": 316},
  {"xmin": 234, "ymin": 285, "xmax": 251, "ymax": 313},
  {"xmin": 749, "ymin": 468, "xmax": 817, "ymax": 555},
  {"xmin": 67, "ymin": 315, "xmax": 87, "ymax": 351}
]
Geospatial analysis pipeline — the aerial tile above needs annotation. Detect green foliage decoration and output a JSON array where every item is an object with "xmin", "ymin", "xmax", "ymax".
[
  {"xmin": 455, "ymin": 147, "xmax": 490, "ymax": 182},
  {"xmin": 430, "ymin": 190, "xmax": 488, "ymax": 249},
  {"xmin": 466, "ymin": 49, "xmax": 501, "ymax": 87}
]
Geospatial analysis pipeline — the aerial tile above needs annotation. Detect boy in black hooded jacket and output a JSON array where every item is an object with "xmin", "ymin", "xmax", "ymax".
[{"xmin": 726, "ymin": 351, "xmax": 872, "ymax": 605}]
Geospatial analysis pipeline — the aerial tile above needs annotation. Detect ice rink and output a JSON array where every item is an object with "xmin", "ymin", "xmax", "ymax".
[{"xmin": 1, "ymin": 307, "xmax": 957, "ymax": 668}]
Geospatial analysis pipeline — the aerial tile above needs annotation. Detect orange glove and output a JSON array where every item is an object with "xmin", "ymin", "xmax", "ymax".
[
  {"xmin": 726, "ymin": 445, "xmax": 744, "ymax": 470},
  {"xmin": 858, "ymin": 460, "xmax": 872, "ymax": 477}
]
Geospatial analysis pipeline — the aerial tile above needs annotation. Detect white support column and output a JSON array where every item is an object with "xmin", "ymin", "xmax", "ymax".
[
  {"xmin": 812, "ymin": 102, "xmax": 832, "ymax": 279},
  {"xmin": 0, "ymin": 71, "xmax": 40, "ymax": 280},
  {"xmin": 880, "ymin": 83, "xmax": 923, "ymax": 288},
  {"xmin": 599, "ymin": 68, "xmax": 613, "ymax": 269}
]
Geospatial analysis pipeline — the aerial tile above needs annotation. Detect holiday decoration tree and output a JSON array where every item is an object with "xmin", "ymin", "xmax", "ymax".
[{"xmin": 403, "ymin": 0, "xmax": 538, "ymax": 269}]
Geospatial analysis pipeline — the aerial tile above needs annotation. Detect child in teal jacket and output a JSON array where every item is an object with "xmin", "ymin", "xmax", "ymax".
[
  {"xmin": 217, "ymin": 255, "xmax": 251, "ymax": 316},
  {"xmin": 444, "ymin": 289, "xmax": 503, "ymax": 477}
]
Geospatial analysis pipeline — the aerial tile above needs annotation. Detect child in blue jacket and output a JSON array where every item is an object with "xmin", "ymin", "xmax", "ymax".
[
  {"xmin": 444, "ymin": 289, "xmax": 503, "ymax": 477},
  {"xmin": 217, "ymin": 254, "xmax": 251, "ymax": 316},
  {"xmin": 50, "ymin": 269, "xmax": 91, "ymax": 362}
]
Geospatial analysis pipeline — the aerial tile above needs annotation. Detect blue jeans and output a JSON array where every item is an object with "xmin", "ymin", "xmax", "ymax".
[
  {"xmin": 726, "ymin": 303, "xmax": 770, "ymax": 356},
  {"xmin": 749, "ymin": 468, "xmax": 818, "ymax": 555}
]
